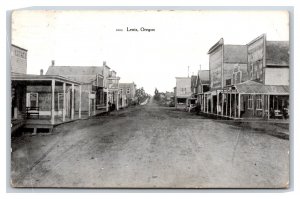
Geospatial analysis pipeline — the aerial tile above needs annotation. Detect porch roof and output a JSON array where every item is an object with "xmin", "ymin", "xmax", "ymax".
[
  {"xmin": 11, "ymin": 74, "xmax": 82, "ymax": 85},
  {"xmin": 235, "ymin": 80, "xmax": 289, "ymax": 95}
]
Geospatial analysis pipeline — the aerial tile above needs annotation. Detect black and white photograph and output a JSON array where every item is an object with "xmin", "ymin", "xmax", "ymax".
[{"xmin": 9, "ymin": 9, "xmax": 290, "ymax": 189}]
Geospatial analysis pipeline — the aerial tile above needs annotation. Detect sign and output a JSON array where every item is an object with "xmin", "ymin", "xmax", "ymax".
[{"xmin": 209, "ymin": 45, "xmax": 222, "ymax": 89}]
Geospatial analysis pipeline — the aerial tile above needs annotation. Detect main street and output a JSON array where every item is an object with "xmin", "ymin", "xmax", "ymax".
[{"xmin": 11, "ymin": 98, "xmax": 289, "ymax": 188}]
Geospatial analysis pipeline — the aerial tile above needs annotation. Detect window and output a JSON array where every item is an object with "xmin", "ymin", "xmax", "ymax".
[
  {"xmin": 26, "ymin": 93, "xmax": 38, "ymax": 107},
  {"xmin": 256, "ymin": 95, "xmax": 262, "ymax": 110},
  {"xmin": 120, "ymin": 88, "xmax": 123, "ymax": 94},
  {"xmin": 248, "ymin": 95, "xmax": 253, "ymax": 109},
  {"xmin": 226, "ymin": 79, "xmax": 232, "ymax": 86},
  {"xmin": 126, "ymin": 88, "xmax": 130, "ymax": 94}
]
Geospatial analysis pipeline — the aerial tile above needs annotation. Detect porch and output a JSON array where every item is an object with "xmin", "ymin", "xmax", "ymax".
[
  {"xmin": 11, "ymin": 74, "xmax": 83, "ymax": 134},
  {"xmin": 200, "ymin": 81, "xmax": 289, "ymax": 120}
]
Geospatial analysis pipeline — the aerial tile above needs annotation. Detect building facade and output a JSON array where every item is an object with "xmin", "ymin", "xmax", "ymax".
[
  {"xmin": 11, "ymin": 44, "xmax": 27, "ymax": 74},
  {"xmin": 205, "ymin": 38, "xmax": 247, "ymax": 115},
  {"xmin": 175, "ymin": 77, "xmax": 192, "ymax": 109},
  {"xmin": 195, "ymin": 70, "xmax": 210, "ymax": 112},
  {"xmin": 201, "ymin": 34, "xmax": 289, "ymax": 120},
  {"xmin": 119, "ymin": 82, "xmax": 137, "ymax": 106},
  {"xmin": 46, "ymin": 61, "xmax": 120, "ymax": 115}
]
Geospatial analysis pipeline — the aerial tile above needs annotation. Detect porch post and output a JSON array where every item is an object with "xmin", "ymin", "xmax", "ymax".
[
  {"xmin": 62, "ymin": 82, "xmax": 66, "ymax": 122},
  {"xmin": 221, "ymin": 92, "xmax": 224, "ymax": 116},
  {"xmin": 106, "ymin": 91, "xmax": 109, "ymax": 111},
  {"xmin": 262, "ymin": 94, "xmax": 265, "ymax": 118},
  {"xmin": 226, "ymin": 90, "xmax": 228, "ymax": 116},
  {"xmin": 252, "ymin": 95, "xmax": 255, "ymax": 117},
  {"xmin": 229, "ymin": 91, "xmax": 232, "ymax": 118},
  {"xmin": 234, "ymin": 93, "xmax": 237, "ymax": 118},
  {"xmin": 88, "ymin": 91, "xmax": 91, "ymax": 116},
  {"xmin": 116, "ymin": 91, "xmax": 119, "ymax": 111},
  {"xmin": 268, "ymin": 95, "xmax": 270, "ymax": 120},
  {"xmin": 71, "ymin": 84, "xmax": 74, "ymax": 120},
  {"xmin": 51, "ymin": 79, "xmax": 55, "ymax": 125},
  {"xmin": 117, "ymin": 81, "xmax": 120, "ymax": 111},
  {"xmin": 79, "ymin": 85, "xmax": 82, "ymax": 119},
  {"xmin": 93, "ymin": 93, "xmax": 96, "ymax": 115},
  {"xmin": 211, "ymin": 93, "xmax": 213, "ymax": 114},
  {"xmin": 238, "ymin": 93, "xmax": 241, "ymax": 118},
  {"xmin": 216, "ymin": 90, "xmax": 219, "ymax": 115},
  {"xmin": 203, "ymin": 94, "xmax": 205, "ymax": 112}
]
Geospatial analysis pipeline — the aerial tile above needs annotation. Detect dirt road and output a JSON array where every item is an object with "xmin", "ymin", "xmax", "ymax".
[{"xmin": 11, "ymin": 98, "xmax": 289, "ymax": 188}]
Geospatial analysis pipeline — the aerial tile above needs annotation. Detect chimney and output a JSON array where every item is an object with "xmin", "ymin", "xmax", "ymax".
[
  {"xmin": 40, "ymin": 69, "xmax": 43, "ymax": 75},
  {"xmin": 103, "ymin": 61, "xmax": 106, "ymax": 66},
  {"xmin": 51, "ymin": 60, "xmax": 55, "ymax": 66}
]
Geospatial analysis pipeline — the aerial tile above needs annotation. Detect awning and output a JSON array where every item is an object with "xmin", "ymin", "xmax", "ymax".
[{"xmin": 234, "ymin": 80, "xmax": 289, "ymax": 95}]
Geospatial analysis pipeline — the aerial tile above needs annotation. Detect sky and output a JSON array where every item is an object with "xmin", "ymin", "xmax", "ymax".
[{"xmin": 11, "ymin": 10, "xmax": 289, "ymax": 94}]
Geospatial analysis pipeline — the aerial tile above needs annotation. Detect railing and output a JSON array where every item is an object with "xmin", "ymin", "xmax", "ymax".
[{"xmin": 26, "ymin": 107, "xmax": 39, "ymax": 119}]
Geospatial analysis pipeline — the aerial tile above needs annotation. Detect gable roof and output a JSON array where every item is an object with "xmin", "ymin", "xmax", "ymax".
[
  {"xmin": 46, "ymin": 66, "xmax": 103, "ymax": 83},
  {"xmin": 266, "ymin": 41, "xmax": 289, "ymax": 66}
]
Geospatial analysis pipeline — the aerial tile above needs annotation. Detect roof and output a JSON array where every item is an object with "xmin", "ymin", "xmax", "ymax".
[
  {"xmin": 175, "ymin": 77, "xmax": 191, "ymax": 79},
  {"xmin": 266, "ymin": 41, "xmax": 289, "ymax": 66},
  {"xmin": 11, "ymin": 44, "xmax": 28, "ymax": 52},
  {"xmin": 234, "ymin": 80, "xmax": 289, "ymax": 94},
  {"xmin": 247, "ymin": 34, "xmax": 265, "ymax": 46},
  {"xmin": 208, "ymin": 38, "xmax": 224, "ymax": 54},
  {"xmin": 46, "ymin": 66, "xmax": 103, "ymax": 83},
  {"xmin": 119, "ymin": 82, "xmax": 135, "ymax": 86},
  {"xmin": 11, "ymin": 74, "xmax": 82, "ymax": 85}
]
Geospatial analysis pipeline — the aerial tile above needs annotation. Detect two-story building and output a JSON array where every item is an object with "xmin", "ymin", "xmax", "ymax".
[
  {"xmin": 11, "ymin": 44, "xmax": 27, "ymax": 75},
  {"xmin": 195, "ymin": 70, "xmax": 210, "ymax": 112},
  {"xmin": 226, "ymin": 34, "xmax": 290, "ymax": 119},
  {"xmin": 203, "ymin": 34, "xmax": 289, "ymax": 120},
  {"xmin": 204, "ymin": 38, "xmax": 248, "ymax": 115},
  {"xmin": 46, "ymin": 61, "xmax": 121, "ymax": 114},
  {"xmin": 175, "ymin": 77, "xmax": 192, "ymax": 109},
  {"xmin": 119, "ymin": 82, "xmax": 137, "ymax": 107}
]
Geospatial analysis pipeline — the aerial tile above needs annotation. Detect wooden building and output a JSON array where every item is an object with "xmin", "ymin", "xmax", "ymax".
[
  {"xmin": 175, "ymin": 77, "xmax": 192, "ymax": 109},
  {"xmin": 201, "ymin": 34, "xmax": 289, "ymax": 120},
  {"xmin": 11, "ymin": 74, "xmax": 82, "ymax": 134}
]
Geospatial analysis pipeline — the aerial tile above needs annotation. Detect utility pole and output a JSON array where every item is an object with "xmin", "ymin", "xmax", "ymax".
[{"xmin": 188, "ymin": 66, "xmax": 190, "ymax": 77}]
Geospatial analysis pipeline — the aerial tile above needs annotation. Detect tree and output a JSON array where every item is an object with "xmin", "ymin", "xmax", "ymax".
[
  {"xmin": 154, "ymin": 88, "xmax": 161, "ymax": 101},
  {"xmin": 135, "ymin": 87, "xmax": 149, "ymax": 104}
]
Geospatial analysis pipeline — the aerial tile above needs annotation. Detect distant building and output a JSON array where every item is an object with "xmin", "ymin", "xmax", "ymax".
[
  {"xmin": 119, "ymin": 82, "xmax": 137, "ymax": 106},
  {"xmin": 11, "ymin": 44, "xmax": 27, "ymax": 74},
  {"xmin": 175, "ymin": 77, "xmax": 192, "ymax": 108},
  {"xmin": 46, "ymin": 61, "xmax": 120, "ymax": 115},
  {"xmin": 195, "ymin": 70, "xmax": 210, "ymax": 112},
  {"xmin": 165, "ymin": 91, "xmax": 174, "ymax": 101}
]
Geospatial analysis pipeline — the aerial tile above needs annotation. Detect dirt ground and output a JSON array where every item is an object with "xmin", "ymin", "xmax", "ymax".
[{"xmin": 11, "ymin": 98, "xmax": 289, "ymax": 188}]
